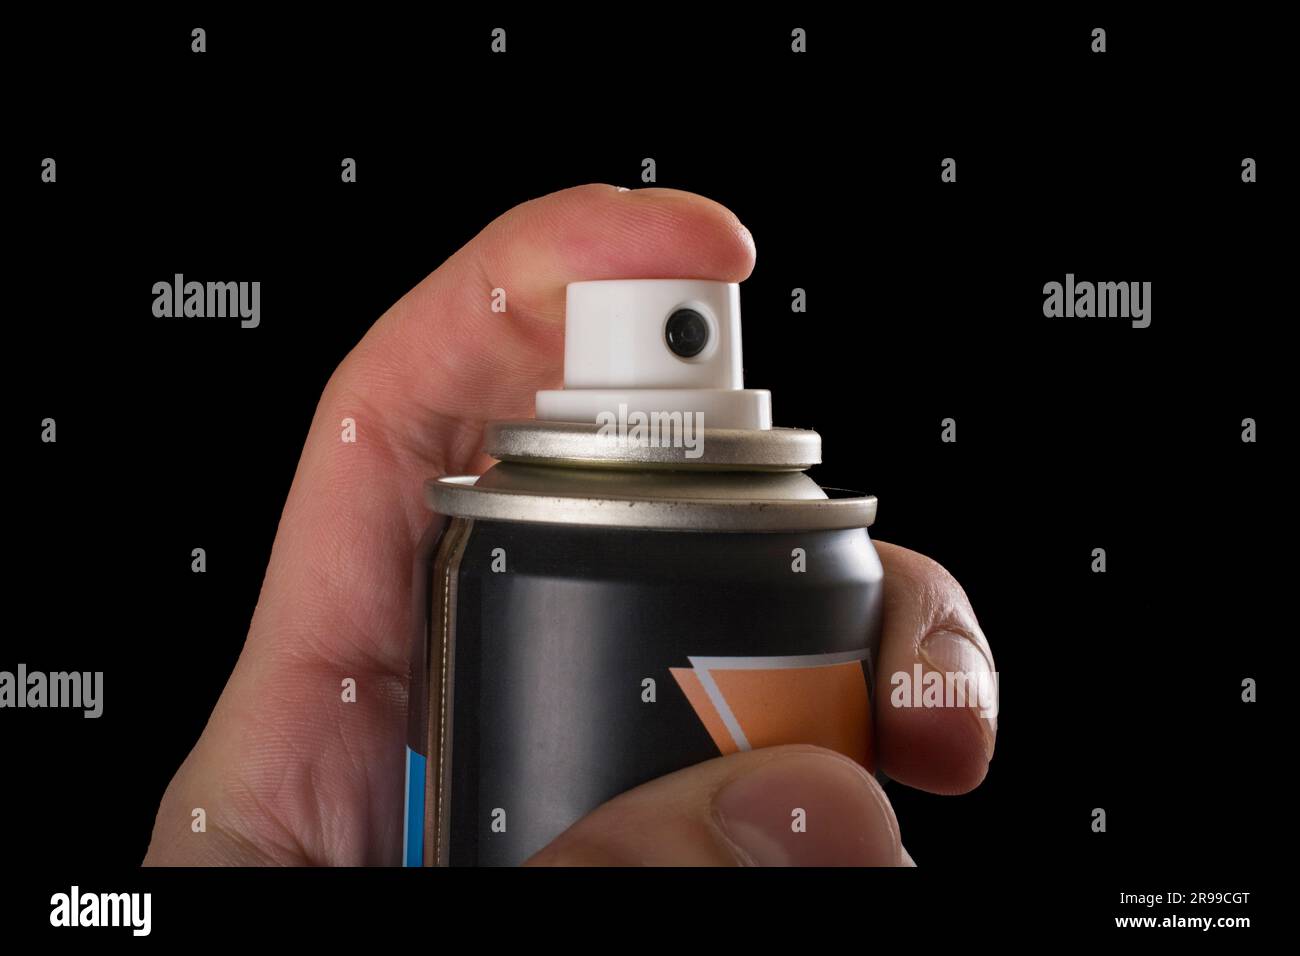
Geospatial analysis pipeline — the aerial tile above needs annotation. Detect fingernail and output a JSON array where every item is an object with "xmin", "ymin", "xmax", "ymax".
[
  {"xmin": 918, "ymin": 628, "xmax": 998, "ymax": 760},
  {"xmin": 712, "ymin": 752, "xmax": 902, "ymax": 866}
]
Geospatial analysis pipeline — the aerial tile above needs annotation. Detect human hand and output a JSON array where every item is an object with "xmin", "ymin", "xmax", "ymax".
[{"xmin": 143, "ymin": 185, "xmax": 996, "ymax": 866}]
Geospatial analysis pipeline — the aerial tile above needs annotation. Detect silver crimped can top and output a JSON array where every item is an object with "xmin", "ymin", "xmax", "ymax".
[{"xmin": 427, "ymin": 280, "xmax": 876, "ymax": 532}]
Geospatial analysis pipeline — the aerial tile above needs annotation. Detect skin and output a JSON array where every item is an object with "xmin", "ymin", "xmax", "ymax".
[{"xmin": 142, "ymin": 185, "xmax": 997, "ymax": 867}]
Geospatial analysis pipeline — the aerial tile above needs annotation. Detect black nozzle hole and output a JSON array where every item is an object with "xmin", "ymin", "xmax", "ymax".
[{"xmin": 665, "ymin": 308, "xmax": 709, "ymax": 359}]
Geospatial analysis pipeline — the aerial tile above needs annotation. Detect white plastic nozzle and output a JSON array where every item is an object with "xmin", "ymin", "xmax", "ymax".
[{"xmin": 534, "ymin": 279, "xmax": 772, "ymax": 429}]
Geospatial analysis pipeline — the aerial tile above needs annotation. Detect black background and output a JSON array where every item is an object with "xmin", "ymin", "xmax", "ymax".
[{"xmin": 5, "ymin": 8, "xmax": 1279, "ymax": 941}]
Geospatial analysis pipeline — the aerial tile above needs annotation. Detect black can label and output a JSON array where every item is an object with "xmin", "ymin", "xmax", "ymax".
[{"xmin": 408, "ymin": 516, "xmax": 883, "ymax": 866}]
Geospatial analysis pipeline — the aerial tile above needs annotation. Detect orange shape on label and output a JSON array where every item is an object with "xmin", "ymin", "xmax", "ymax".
[{"xmin": 672, "ymin": 661, "xmax": 873, "ymax": 770}]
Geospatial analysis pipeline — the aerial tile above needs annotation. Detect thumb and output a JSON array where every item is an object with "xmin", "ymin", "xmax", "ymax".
[{"xmin": 526, "ymin": 746, "xmax": 907, "ymax": 867}]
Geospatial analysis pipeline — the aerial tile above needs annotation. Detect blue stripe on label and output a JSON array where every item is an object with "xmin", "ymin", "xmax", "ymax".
[{"xmin": 403, "ymin": 747, "xmax": 427, "ymax": 867}]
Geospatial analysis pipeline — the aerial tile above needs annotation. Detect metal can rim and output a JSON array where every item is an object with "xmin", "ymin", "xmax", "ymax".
[
  {"xmin": 483, "ymin": 420, "xmax": 822, "ymax": 471},
  {"xmin": 425, "ymin": 475, "xmax": 877, "ymax": 532}
]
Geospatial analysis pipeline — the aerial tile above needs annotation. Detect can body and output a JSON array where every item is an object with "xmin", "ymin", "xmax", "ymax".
[{"xmin": 406, "ymin": 513, "xmax": 884, "ymax": 866}]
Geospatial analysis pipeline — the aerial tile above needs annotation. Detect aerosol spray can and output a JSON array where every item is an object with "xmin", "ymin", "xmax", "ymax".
[{"xmin": 404, "ymin": 279, "xmax": 883, "ymax": 866}]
